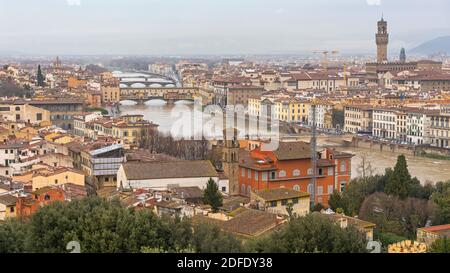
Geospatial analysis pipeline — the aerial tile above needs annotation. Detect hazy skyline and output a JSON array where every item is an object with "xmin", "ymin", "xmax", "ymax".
[{"xmin": 0, "ymin": 0, "xmax": 449, "ymax": 55}]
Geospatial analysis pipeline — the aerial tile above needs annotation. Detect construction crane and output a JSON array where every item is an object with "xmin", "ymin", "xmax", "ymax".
[{"xmin": 313, "ymin": 50, "xmax": 340, "ymax": 70}]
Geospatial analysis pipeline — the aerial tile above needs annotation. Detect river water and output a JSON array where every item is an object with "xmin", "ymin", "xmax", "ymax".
[{"xmin": 118, "ymin": 101, "xmax": 450, "ymax": 184}]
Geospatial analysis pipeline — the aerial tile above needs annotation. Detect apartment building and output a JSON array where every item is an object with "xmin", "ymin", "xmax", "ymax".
[
  {"xmin": 274, "ymin": 98, "xmax": 310, "ymax": 123},
  {"xmin": 406, "ymin": 109, "xmax": 433, "ymax": 145},
  {"xmin": 372, "ymin": 108, "xmax": 398, "ymax": 140},
  {"xmin": 284, "ymin": 71, "xmax": 359, "ymax": 92},
  {"xmin": 78, "ymin": 143, "xmax": 127, "ymax": 188},
  {"xmin": 344, "ymin": 105, "xmax": 373, "ymax": 134},
  {"xmin": 74, "ymin": 114, "xmax": 158, "ymax": 145},
  {"xmin": 226, "ymin": 84, "xmax": 264, "ymax": 106},
  {"xmin": 429, "ymin": 106, "xmax": 450, "ymax": 148},
  {"xmin": 308, "ymin": 103, "xmax": 334, "ymax": 129},
  {"xmin": 0, "ymin": 103, "xmax": 50, "ymax": 125}
]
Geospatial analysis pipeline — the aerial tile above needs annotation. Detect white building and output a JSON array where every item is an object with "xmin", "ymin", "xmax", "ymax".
[
  {"xmin": 406, "ymin": 109, "xmax": 433, "ymax": 145},
  {"xmin": 308, "ymin": 104, "xmax": 333, "ymax": 129},
  {"xmin": 117, "ymin": 160, "xmax": 219, "ymax": 191},
  {"xmin": 372, "ymin": 108, "xmax": 398, "ymax": 140}
]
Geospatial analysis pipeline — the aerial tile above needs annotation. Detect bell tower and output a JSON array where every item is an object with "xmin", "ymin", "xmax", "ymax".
[
  {"xmin": 376, "ymin": 15, "xmax": 389, "ymax": 63},
  {"xmin": 221, "ymin": 128, "xmax": 240, "ymax": 195}
]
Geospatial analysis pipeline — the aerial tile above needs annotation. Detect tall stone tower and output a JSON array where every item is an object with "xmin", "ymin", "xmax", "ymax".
[
  {"xmin": 221, "ymin": 128, "xmax": 240, "ymax": 195},
  {"xmin": 376, "ymin": 16, "xmax": 389, "ymax": 63}
]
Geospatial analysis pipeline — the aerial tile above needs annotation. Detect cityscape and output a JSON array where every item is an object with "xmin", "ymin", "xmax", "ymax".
[{"xmin": 0, "ymin": 0, "xmax": 449, "ymax": 259}]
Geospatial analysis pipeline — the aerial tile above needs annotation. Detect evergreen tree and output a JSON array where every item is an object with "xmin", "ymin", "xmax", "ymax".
[
  {"xmin": 203, "ymin": 178, "xmax": 223, "ymax": 212},
  {"xmin": 385, "ymin": 155, "xmax": 412, "ymax": 199},
  {"xmin": 36, "ymin": 65, "xmax": 45, "ymax": 87},
  {"xmin": 247, "ymin": 213, "xmax": 368, "ymax": 253}
]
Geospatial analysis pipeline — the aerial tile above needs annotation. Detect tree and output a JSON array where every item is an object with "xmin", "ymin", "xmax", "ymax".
[
  {"xmin": 429, "ymin": 237, "xmax": 450, "ymax": 253},
  {"xmin": 358, "ymin": 192, "xmax": 434, "ymax": 239},
  {"xmin": 36, "ymin": 65, "xmax": 45, "ymax": 87},
  {"xmin": 385, "ymin": 155, "xmax": 412, "ymax": 199},
  {"xmin": 0, "ymin": 219, "xmax": 27, "ymax": 253},
  {"xmin": 23, "ymin": 197, "xmax": 175, "ymax": 253},
  {"xmin": 431, "ymin": 181, "xmax": 450, "ymax": 225},
  {"xmin": 191, "ymin": 223, "xmax": 242, "ymax": 253},
  {"xmin": 312, "ymin": 203, "xmax": 325, "ymax": 212},
  {"xmin": 247, "ymin": 213, "xmax": 367, "ymax": 253},
  {"xmin": 328, "ymin": 174, "xmax": 386, "ymax": 216},
  {"xmin": 328, "ymin": 190, "xmax": 347, "ymax": 213},
  {"xmin": 203, "ymin": 178, "xmax": 223, "ymax": 212},
  {"xmin": 357, "ymin": 153, "xmax": 376, "ymax": 180}
]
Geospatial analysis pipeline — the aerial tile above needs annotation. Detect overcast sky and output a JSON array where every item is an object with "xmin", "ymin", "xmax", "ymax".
[{"xmin": 0, "ymin": 0, "xmax": 449, "ymax": 55}]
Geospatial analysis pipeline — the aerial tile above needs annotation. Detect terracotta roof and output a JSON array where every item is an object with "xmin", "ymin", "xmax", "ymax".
[
  {"xmin": 418, "ymin": 224, "xmax": 450, "ymax": 235},
  {"xmin": 172, "ymin": 186, "xmax": 203, "ymax": 199},
  {"xmin": 0, "ymin": 194, "xmax": 17, "ymax": 206},
  {"xmin": 194, "ymin": 208, "xmax": 285, "ymax": 237},
  {"xmin": 273, "ymin": 142, "xmax": 311, "ymax": 161},
  {"xmin": 254, "ymin": 188, "xmax": 309, "ymax": 201},
  {"xmin": 122, "ymin": 160, "xmax": 218, "ymax": 180}
]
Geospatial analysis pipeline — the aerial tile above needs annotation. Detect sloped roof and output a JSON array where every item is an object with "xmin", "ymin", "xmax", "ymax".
[
  {"xmin": 0, "ymin": 194, "xmax": 17, "ymax": 206},
  {"xmin": 122, "ymin": 160, "xmax": 218, "ymax": 180},
  {"xmin": 273, "ymin": 142, "xmax": 311, "ymax": 160},
  {"xmin": 254, "ymin": 188, "xmax": 310, "ymax": 201}
]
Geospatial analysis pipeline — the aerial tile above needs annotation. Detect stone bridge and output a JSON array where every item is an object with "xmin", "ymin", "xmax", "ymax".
[
  {"xmin": 120, "ymin": 87, "xmax": 200, "ymax": 104},
  {"xmin": 117, "ymin": 71, "xmax": 178, "ymax": 88}
]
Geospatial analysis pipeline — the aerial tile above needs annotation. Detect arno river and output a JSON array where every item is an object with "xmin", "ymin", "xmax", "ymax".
[{"xmin": 118, "ymin": 101, "xmax": 450, "ymax": 184}]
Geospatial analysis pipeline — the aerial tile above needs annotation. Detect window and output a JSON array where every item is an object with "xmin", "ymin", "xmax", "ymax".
[
  {"xmin": 55, "ymin": 179, "xmax": 58, "ymax": 184},
  {"xmin": 44, "ymin": 194, "xmax": 50, "ymax": 201},
  {"xmin": 270, "ymin": 171, "xmax": 276, "ymax": 180},
  {"xmin": 221, "ymin": 187, "xmax": 226, "ymax": 192},
  {"xmin": 328, "ymin": 167, "xmax": 333, "ymax": 176},
  {"xmin": 307, "ymin": 184, "xmax": 313, "ymax": 193},
  {"xmin": 10, "ymin": 207, "xmax": 15, "ymax": 213},
  {"xmin": 247, "ymin": 185, "xmax": 252, "ymax": 195},
  {"xmin": 293, "ymin": 185, "xmax": 300, "ymax": 191},
  {"xmin": 317, "ymin": 186, "xmax": 323, "ymax": 195},
  {"xmin": 262, "ymin": 172, "xmax": 268, "ymax": 181},
  {"xmin": 279, "ymin": 170, "xmax": 286, "ymax": 178},
  {"xmin": 241, "ymin": 184, "xmax": 246, "ymax": 195},
  {"xmin": 292, "ymin": 198, "xmax": 299, "ymax": 204},
  {"xmin": 340, "ymin": 181, "xmax": 347, "ymax": 192},
  {"xmin": 247, "ymin": 169, "xmax": 252, "ymax": 179},
  {"xmin": 241, "ymin": 168, "xmax": 245, "ymax": 177},
  {"xmin": 36, "ymin": 113, "xmax": 42, "ymax": 121},
  {"xmin": 281, "ymin": 199, "xmax": 288, "ymax": 206},
  {"xmin": 307, "ymin": 168, "xmax": 313, "ymax": 176},
  {"xmin": 340, "ymin": 162, "xmax": 346, "ymax": 172},
  {"xmin": 254, "ymin": 171, "xmax": 258, "ymax": 180},
  {"xmin": 293, "ymin": 169, "xmax": 300, "ymax": 176},
  {"xmin": 328, "ymin": 185, "xmax": 333, "ymax": 194},
  {"xmin": 270, "ymin": 201, "xmax": 277, "ymax": 207}
]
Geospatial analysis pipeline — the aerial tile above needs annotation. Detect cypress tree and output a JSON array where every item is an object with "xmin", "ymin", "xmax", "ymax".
[
  {"xmin": 385, "ymin": 155, "xmax": 411, "ymax": 199},
  {"xmin": 36, "ymin": 65, "xmax": 45, "ymax": 87},
  {"xmin": 203, "ymin": 178, "xmax": 223, "ymax": 212}
]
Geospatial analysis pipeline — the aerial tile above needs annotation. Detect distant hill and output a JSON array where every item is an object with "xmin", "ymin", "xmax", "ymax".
[{"xmin": 410, "ymin": 36, "xmax": 450, "ymax": 55}]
